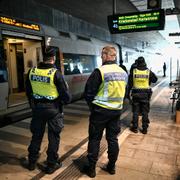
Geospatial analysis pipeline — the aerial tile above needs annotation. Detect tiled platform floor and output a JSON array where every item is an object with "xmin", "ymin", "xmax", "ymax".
[{"xmin": 0, "ymin": 80, "xmax": 180, "ymax": 180}]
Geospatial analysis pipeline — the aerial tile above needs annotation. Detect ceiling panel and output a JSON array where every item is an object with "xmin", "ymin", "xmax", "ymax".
[
  {"xmin": 34, "ymin": 0, "xmax": 179, "ymax": 50},
  {"xmin": 35, "ymin": 0, "xmax": 137, "ymax": 29}
]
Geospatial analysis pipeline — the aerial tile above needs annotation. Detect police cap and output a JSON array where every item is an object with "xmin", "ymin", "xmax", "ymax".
[{"xmin": 44, "ymin": 47, "xmax": 56, "ymax": 60}]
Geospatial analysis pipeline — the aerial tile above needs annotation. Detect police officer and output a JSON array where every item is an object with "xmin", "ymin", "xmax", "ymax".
[
  {"xmin": 128, "ymin": 56, "xmax": 157, "ymax": 134},
  {"xmin": 163, "ymin": 62, "xmax": 166, "ymax": 77},
  {"xmin": 25, "ymin": 47, "xmax": 71, "ymax": 174},
  {"xmin": 83, "ymin": 46, "xmax": 128, "ymax": 178}
]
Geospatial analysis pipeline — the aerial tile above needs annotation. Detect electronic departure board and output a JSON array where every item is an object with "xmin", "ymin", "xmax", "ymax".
[
  {"xmin": 108, "ymin": 9, "xmax": 165, "ymax": 34},
  {"xmin": 0, "ymin": 16, "xmax": 40, "ymax": 31}
]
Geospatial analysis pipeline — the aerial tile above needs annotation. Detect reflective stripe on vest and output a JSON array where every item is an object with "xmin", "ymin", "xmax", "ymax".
[
  {"xmin": 29, "ymin": 67, "xmax": 59, "ymax": 100},
  {"xmin": 133, "ymin": 68, "xmax": 150, "ymax": 89},
  {"xmin": 93, "ymin": 64, "xmax": 127, "ymax": 110}
]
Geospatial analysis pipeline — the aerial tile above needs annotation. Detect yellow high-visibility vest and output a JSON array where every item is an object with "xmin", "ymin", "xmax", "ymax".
[
  {"xmin": 29, "ymin": 67, "xmax": 59, "ymax": 100},
  {"xmin": 93, "ymin": 64, "xmax": 127, "ymax": 110},
  {"xmin": 133, "ymin": 68, "xmax": 150, "ymax": 89}
]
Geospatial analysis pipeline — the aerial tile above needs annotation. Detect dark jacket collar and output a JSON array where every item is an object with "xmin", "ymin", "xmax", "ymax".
[
  {"xmin": 38, "ymin": 62, "xmax": 56, "ymax": 69},
  {"xmin": 103, "ymin": 61, "xmax": 116, "ymax": 65}
]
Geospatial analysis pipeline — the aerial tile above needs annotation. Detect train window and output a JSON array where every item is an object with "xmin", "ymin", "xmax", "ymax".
[
  {"xmin": 63, "ymin": 53, "xmax": 82, "ymax": 75},
  {"xmin": 77, "ymin": 35, "xmax": 91, "ymax": 42},
  {"xmin": 0, "ymin": 41, "xmax": 8, "ymax": 83},
  {"xmin": 63, "ymin": 54, "xmax": 96, "ymax": 75},
  {"xmin": 79, "ymin": 55, "xmax": 96, "ymax": 73},
  {"xmin": 59, "ymin": 31, "xmax": 71, "ymax": 38}
]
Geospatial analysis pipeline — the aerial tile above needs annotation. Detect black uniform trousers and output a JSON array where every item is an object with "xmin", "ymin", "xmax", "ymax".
[
  {"xmin": 132, "ymin": 93, "xmax": 150, "ymax": 130},
  {"xmin": 87, "ymin": 105, "xmax": 121, "ymax": 166},
  {"xmin": 28, "ymin": 103, "xmax": 64, "ymax": 165}
]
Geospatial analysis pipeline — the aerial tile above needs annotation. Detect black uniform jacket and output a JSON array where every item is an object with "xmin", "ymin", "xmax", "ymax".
[
  {"xmin": 84, "ymin": 61, "xmax": 126, "ymax": 114},
  {"xmin": 128, "ymin": 64, "xmax": 158, "ymax": 97},
  {"xmin": 26, "ymin": 62, "xmax": 71, "ymax": 108}
]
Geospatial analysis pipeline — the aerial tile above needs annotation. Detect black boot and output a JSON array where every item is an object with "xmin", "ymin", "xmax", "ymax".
[
  {"xmin": 141, "ymin": 128, "xmax": 147, "ymax": 134},
  {"xmin": 130, "ymin": 127, "xmax": 138, "ymax": 133},
  {"xmin": 83, "ymin": 164, "xmax": 96, "ymax": 178},
  {"xmin": 102, "ymin": 163, "xmax": 116, "ymax": 175},
  {"xmin": 44, "ymin": 161, "xmax": 62, "ymax": 174},
  {"xmin": 27, "ymin": 161, "xmax": 36, "ymax": 171},
  {"xmin": 20, "ymin": 157, "xmax": 36, "ymax": 171}
]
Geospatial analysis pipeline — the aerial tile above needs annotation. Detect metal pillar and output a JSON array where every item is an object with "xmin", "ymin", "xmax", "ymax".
[{"xmin": 113, "ymin": 0, "xmax": 117, "ymax": 15}]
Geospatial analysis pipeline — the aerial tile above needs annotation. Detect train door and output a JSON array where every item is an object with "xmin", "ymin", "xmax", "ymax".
[
  {"xmin": 0, "ymin": 33, "xmax": 8, "ymax": 111},
  {"xmin": 8, "ymin": 43, "xmax": 25, "ymax": 92},
  {"xmin": 16, "ymin": 44, "xmax": 25, "ymax": 92},
  {"xmin": 3, "ymin": 34, "xmax": 43, "ymax": 106}
]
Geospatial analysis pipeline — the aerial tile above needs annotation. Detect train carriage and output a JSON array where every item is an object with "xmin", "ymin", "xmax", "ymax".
[
  {"xmin": 0, "ymin": 14, "xmax": 166, "ymax": 115},
  {"xmin": 0, "ymin": 15, "xmax": 120, "ymax": 112}
]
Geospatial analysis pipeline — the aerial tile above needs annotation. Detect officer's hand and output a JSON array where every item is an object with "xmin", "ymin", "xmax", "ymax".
[{"xmin": 126, "ymin": 96, "xmax": 132, "ymax": 105}]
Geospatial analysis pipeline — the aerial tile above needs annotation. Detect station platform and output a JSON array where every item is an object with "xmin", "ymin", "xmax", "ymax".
[{"xmin": 0, "ymin": 78, "xmax": 180, "ymax": 180}]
